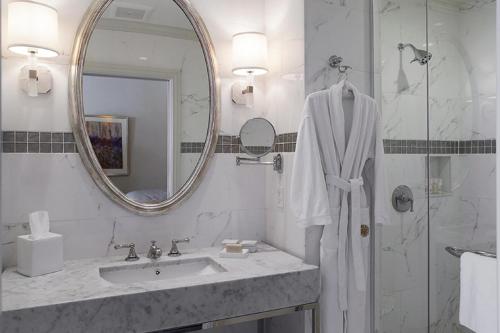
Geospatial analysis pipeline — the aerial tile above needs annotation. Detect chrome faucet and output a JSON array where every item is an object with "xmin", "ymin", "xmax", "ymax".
[
  {"xmin": 168, "ymin": 238, "xmax": 190, "ymax": 257},
  {"xmin": 147, "ymin": 241, "xmax": 163, "ymax": 260},
  {"xmin": 114, "ymin": 243, "xmax": 140, "ymax": 261}
]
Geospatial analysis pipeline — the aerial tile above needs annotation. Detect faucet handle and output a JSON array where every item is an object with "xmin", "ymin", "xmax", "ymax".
[
  {"xmin": 173, "ymin": 238, "xmax": 190, "ymax": 244},
  {"xmin": 114, "ymin": 243, "xmax": 140, "ymax": 261},
  {"xmin": 168, "ymin": 238, "xmax": 190, "ymax": 257}
]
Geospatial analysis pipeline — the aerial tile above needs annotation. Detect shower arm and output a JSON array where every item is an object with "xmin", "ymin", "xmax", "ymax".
[
  {"xmin": 398, "ymin": 43, "xmax": 416, "ymax": 52},
  {"xmin": 398, "ymin": 43, "xmax": 418, "ymax": 63}
]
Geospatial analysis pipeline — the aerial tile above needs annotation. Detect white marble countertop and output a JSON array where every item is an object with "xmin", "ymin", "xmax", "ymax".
[{"xmin": 2, "ymin": 243, "xmax": 320, "ymax": 333}]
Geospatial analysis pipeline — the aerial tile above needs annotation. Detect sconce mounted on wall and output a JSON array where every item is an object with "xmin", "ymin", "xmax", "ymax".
[
  {"xmin": 231, "ymin": 32, "xmax": 268, "ymax": 107},
  {"xmin": 7, "ymin": 1, "xmax": 59, "ymax": 97}
]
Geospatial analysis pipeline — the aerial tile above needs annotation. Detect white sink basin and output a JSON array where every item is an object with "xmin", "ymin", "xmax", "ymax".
[{"xmin": 99, "ymin": 257, "xmax": 226, "ymax": 284}]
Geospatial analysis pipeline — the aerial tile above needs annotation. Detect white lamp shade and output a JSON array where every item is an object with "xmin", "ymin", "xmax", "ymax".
[
  {"xmin": 232, "ymin": 32, "xmax": 268, "ymax": 76},
  {"xmin": 7, "ymin": 1, "xmax": 59, "ymax": 57}
]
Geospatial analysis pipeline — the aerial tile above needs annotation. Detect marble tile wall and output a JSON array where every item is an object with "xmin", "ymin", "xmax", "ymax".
[
  {"xmin": 306, "ymin": 0, "xmax": 373, "ymax": 96},
  {"xmin": 302, "ymin": 0, "xmax": 375, "ymax": 267},
  {"xmin": 1, "ymin": 153, "xmax": 267, "ymax": 268},
  {"xmin": 0, "ymin": 1, "xmax": 304, "ymax": 332},
  {"xmin": 0, "ymin": 0, "xmax": 272, "ymax": 272}
]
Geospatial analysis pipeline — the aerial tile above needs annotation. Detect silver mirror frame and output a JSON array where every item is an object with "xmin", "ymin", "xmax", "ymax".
[
  {"xmin": 239, "ymin": 118, "xmax": 277, "ymax": 158},
  {"xmin": 69, "ymin": 0, "xmax": 220, "ymax": 216}
]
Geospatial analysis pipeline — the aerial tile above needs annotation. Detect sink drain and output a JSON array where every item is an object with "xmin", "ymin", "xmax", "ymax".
[{"xmin": 155, "ymin": 269, "xmax": 161, "ymax": 276}]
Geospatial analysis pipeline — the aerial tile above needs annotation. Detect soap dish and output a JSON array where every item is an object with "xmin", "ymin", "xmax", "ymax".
[
  {"xmin": 219, "ymin": 248, "xmax": 249, "ymax": 259},
  {"xmin": 240, "ymin": 240, "xmax": 258, "ymax": 253}
]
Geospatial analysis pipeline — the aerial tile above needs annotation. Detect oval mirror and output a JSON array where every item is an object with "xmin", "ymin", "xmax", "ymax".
[
  {"xmin": 69, "ymin": 0, "xmax": 219, "ymax": 215},
  {"xmin": 239, "ymin": 118, "xmax": 276, "ymax": 157}
]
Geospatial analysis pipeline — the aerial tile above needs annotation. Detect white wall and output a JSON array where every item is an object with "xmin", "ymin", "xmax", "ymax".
[
  {"xmin": 190, "ymin": 0, "xmax": 269, "ymax": 137},
  {"xmin": 83, "ymin": 75, "xmax": 170, "ymax": 194},
  {"xmin": 263, "ymin": 0, "xmax": 306, "ymax": 258},
  {"xmin": 85, "ymin": 27, "xmax": 210, "ymax": 143}
]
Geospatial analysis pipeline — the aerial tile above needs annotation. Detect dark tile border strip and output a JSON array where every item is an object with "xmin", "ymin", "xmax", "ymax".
[
  {"xmin": 2, "ymin": 131, "xmax": 77, "ymax": 154},
  {"xmin": 215, "ymin": 135, "xmax": 240, "ymax": 154},
  {"xmin": 181, "ymin": 134, "xmax": 298, "ymax": 154},
  {"xmin": 273, "ymin": 132, "xmax": 297, "ymax": 153},
  {"xmin": 3, "ymin": 131, "xmax": 496, "ymax": 155},
  {"xmin": 383, "ymin": 139, "xmax": 496, "ymax": 154},
  {"xmin": 180, "ymin": 142, "xmax": 205, "ymax": 153}
]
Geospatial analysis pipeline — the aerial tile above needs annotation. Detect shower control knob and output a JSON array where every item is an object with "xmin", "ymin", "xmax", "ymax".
[{"xmin": 392, "ymin": 185, "xmax": 414, "ymax": 213}]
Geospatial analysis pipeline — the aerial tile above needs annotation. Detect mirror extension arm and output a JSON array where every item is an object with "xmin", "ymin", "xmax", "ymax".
[{"xmin": 236, "ymin": 154, "xmax": 283, "ymax": 174}]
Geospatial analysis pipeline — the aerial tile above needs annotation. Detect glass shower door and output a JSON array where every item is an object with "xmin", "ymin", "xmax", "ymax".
[
  {"xmin": 427, "ymin": 1, "xmax": 496, "ymax": 332},
  {"xmin": 374, "ymin": 0, "xmax": 430, "ymax": 331},
  {"xmin": 374, "ymin": 0, "xmax": 497, "ymax": 331}
]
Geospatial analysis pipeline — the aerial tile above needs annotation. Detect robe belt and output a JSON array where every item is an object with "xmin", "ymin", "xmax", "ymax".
[{"xmin": 325, "ymin": 174, "xmax": 366, "ymax": 311}]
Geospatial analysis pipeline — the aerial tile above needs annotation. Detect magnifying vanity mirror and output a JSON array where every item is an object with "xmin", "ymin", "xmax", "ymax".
[
  {"xmin": 236, "ymin": 118, "xmax": 282, "ymax": 173},
  {"xmin": 69, "ymin": 0, "xmax": 219, "ymax": 215},
  {"xmin": 239, "ymin": 118, "xmax": 276, "ymax": 157}
]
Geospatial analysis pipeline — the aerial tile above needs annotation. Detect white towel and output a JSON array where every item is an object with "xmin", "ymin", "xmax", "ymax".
[{"xmin": 459, "ymin": 252, "xmax": 498, "ymax": 333}]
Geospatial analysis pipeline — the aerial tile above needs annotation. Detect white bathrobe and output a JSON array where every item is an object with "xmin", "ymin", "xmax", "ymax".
[{"xmin": 290, "ymin": 80, "xmax": 389, "ymax": 333}]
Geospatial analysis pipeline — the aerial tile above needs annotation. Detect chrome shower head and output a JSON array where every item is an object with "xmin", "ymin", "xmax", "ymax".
[{"xmin": 398, "ymin": 43, "xmax": 432, "ymax": 65}]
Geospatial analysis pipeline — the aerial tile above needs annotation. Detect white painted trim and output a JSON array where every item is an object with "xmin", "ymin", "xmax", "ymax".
[
  {"xmin": 82, "ymin": 62, "xmax": 182, "ymax": 195},
  {"xmin": 96, "ymin": 18, "xmax": 198, "ymax": 41}
]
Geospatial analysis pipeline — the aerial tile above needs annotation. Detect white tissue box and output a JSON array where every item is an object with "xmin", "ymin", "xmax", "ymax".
[{"xmin": 17, "ymin": 232, "xmax": 63, "ymax": 277}]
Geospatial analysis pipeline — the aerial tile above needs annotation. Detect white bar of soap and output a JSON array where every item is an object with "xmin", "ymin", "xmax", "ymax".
[
  {"xmin": 222, "ymin": 239, "xmax": 240, "ymax": 245},
  {"xmin": 17, "ymin": 232, "xmax": 64, "ymax": 277},
  {"xmin": 240, "ymin": 240, "xmax": 258, "ymax": 246}
]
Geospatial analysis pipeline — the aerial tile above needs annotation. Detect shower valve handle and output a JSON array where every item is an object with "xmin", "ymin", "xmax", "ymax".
[
  {"xmin": 392, "ymin": 185, "xmax": 414, "ymax": 213},
  {"xmin": 398, "ymin": 193, "xmax": 414, "ymax": 212}
]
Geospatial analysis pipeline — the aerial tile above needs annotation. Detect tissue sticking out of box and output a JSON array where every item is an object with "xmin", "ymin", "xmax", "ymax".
[{"xmin": 29, "ymin": 211, "xmax": 50, "ymax": 240}]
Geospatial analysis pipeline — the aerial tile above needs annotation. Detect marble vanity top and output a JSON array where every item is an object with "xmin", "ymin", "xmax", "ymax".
[{"xmin": 2, "ymin": 243, "xmax": 319, "ymax": 333}]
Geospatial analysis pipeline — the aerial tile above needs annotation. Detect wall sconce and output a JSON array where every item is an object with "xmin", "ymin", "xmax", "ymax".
[
  {"xmin": 7, "ymin": 1, "xmax": 59, "ymax": 97},
  {"xmin": 231, "ymin": 32, "xmax": 268, "ymax": 107}
]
